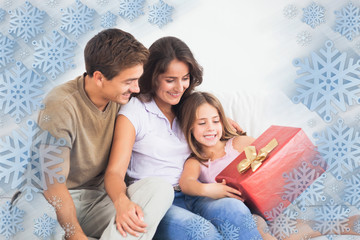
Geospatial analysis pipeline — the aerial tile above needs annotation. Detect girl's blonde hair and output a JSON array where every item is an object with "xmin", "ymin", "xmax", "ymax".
[{"xmin": 179, "ymin": 91, "xmax": 243, "ymax": 162}]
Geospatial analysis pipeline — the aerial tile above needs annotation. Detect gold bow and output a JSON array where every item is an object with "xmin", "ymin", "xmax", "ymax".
[{"xmin": 237, "ymin": 138, "xmax": 278, "ymax": 174}]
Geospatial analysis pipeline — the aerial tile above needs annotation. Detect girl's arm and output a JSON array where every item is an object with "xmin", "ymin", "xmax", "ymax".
[
  {"xmin": 179, "ymin": 158, "xmax": 243, "ymax": 200},
  {"xmin": 104, "ymin": 115, "xmax": 147, "ymax": 237}
]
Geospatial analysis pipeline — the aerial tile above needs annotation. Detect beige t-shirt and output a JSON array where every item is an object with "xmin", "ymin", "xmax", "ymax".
[{"xmin": 38, "ymin": 74, "xmax": 121, "ymax": 189}]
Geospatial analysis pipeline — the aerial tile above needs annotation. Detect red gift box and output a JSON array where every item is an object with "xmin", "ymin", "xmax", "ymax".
[{"xmin": 215, "ymin": 125, "xmax": 326, "ymax": 221}]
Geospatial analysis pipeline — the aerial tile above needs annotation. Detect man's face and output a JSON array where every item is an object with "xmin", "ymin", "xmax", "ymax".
[{"xmin": 102, "ymin": 64, "xmax": 143, "ymax": 105}]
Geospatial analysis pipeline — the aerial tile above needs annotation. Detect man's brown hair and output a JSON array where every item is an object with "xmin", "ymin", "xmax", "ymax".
[{"xmin": 84, "ymin": 28, "xmax": 149, "ymax": 80}]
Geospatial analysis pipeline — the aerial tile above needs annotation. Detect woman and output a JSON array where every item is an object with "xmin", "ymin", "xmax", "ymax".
[{"xmin": 105, "ymin": 36, "xmax": 262, "ymax": 240}]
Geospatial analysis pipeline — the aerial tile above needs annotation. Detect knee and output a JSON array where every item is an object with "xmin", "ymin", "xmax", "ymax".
[
  {"xmin": 218, "ymin": 198, "xmax": 252, "ymax": 216},
  {"xmin": 143, "ymin": 177, "xmax": 174, "ymax": 207}
]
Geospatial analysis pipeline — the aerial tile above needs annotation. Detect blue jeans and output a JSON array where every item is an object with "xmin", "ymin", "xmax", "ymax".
[{"xmin": 154, "ymin": 192, "xmax": 262, "ymax": 240}]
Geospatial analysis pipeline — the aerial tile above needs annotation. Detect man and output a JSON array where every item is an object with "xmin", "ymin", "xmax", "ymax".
[{"xmin": 38, "ymin": 28, "xmax": 173, "ymax": 240}]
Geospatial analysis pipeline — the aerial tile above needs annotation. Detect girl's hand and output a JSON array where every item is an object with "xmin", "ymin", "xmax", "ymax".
[{"xmin": 203, "ymin": 179, "xmax": 244, "ymax": 201}]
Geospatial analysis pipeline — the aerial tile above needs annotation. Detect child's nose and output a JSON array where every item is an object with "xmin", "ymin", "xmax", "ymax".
[{"xmin": 207, "ymin": 123, "xmax": 214, "ymax": 130}]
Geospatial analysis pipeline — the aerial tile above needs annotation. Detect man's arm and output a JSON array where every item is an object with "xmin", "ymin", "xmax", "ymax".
[
  {"xmin": 105, "ymin": 115, "xmax": 147, "ymax": 237},
  {"xmin": 43, "ymin": 147, "xmax": 88, "ymax": 240}
]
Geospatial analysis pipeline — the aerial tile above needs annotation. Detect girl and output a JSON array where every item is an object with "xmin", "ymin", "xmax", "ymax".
[
  {"xmin": 179, "ymin": 91, "xmax": 275, "ymax": 240},
  {"xmin": 179, "ymin": 91, "xmax": 254, "ymax": 194}
]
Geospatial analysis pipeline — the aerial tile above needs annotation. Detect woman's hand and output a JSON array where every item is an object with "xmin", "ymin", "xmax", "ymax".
[
  {"xmin": 203, "ymin": 179, "xmax": 244, "ymax": 201},
  {"xmin": 227, "ymin": 118, "xmax": 244, "ymax": 134},
  {"xmin": 115, "ymin": 196, "xmax": 147, "ymax": 237}
]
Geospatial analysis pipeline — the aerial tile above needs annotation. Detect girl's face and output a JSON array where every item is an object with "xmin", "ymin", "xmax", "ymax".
[
  {"xmin": 154, "ymin": 59, "xmax": 190, "ymax": 108},
  {"xmin": 192, "ymin": 103, "xmax": 223, "ymax": 148}
]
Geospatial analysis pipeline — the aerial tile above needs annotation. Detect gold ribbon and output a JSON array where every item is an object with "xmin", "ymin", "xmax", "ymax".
[{"xmin": 237, "ymin": 138, "xmax": 278, "ymax": 174}]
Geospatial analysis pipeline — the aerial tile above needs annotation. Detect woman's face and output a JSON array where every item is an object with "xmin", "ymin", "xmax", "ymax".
[{"xmin": 154, "ymin": 59, "xmax": 190, "ymax": 108}]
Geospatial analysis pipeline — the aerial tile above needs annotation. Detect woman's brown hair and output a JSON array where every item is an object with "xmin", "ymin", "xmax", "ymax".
[
  {"xmin": 138, "ymin": 36, "xmax": 203, "ymax": 116},
  {"xmin": 179, "ymin": 92, "xmax": 241, "ymax": 162}
]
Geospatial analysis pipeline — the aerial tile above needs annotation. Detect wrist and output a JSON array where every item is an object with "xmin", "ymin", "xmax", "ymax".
[
  {"xmin": 114, "ymin": 193, "xmax": 129, "ymax": 207},
  {"xmin": 66, "ymin": 231, "xmax": 87, "ymax": 240},
  {"xmin": 199, "ymin": 183, "xmax": 209, "ymax": 197}
]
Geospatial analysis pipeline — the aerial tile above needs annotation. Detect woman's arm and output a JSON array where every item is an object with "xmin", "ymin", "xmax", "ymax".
[
  {"xmin": 232, "ymin": 135, "xmax": 256, "ymax": 153},
  {"xmin": 104, "ymin": 115, "xmax": 147, "ymax": 238},
  {"xmin": 179, "ymin": 158, "xmax": 243, "ymax": 200}
]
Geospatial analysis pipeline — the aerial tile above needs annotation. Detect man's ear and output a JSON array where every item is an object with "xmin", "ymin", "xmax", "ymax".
[{"xmin": 93, "ymin": 71, "xmax": 104, "ymax": 87}]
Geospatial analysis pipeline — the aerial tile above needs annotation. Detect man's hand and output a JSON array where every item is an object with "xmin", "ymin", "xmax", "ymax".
[
  {"xmin": 115, "ymin": 197, "xmax": 147, "ymax": 237},
  {"xmin": 203, "ymin": 179, "xmax": 244, "ymax": 201}
]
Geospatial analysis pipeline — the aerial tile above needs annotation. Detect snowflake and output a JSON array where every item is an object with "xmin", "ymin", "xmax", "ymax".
[
  {"xmin": 97, "ymin": 0, "xmax": 109, "ymax": 6},
  {"xmin": 282, "ymin": 161, "xmax": 324, "ymax": 203},
  {"xmin": 240, "ymin": 213, "xmax": 257, "ymax": 230},
  {"xmin": 32, "ymin": 30, "xmax": 76, "ymax": 80},
  {"xmin": 0, "ymin": 201, "xmax": 25, "ymax": 240},
  {"xmin": 8, "ymin": 1, "xmax": 45, "ymax": 43},
  {"xmin": 296, "ymin": 31, "xmax": 312, "ymax": 46},
  {"xmin": 293, "ymin": 172, "xmax": 327, "ymax": 211},
  {"xmin": 0, "ymin": 33, "xmax": 15, "ymax": 68},
  {"xmin": 250, "ymin": 236, "xmax": 263, "ymax": 240},
  {"xmin": 49, "ymin": 18, "xmax": 58, "ymax": 28},
  {"xmin": 217, "ymin": 220, "xmax": 240, "ymax": 240},
  {"xmin": 4, "ymin": 0, "xmax": 13, "ymax": 8},
  {"xmin": 148, "ymin": 0, "xmax": 173, "ymax": 28},
  {"xmin": 46, "ymin": 0, "xmax": 59, "ymax": 8},
  {"xmin": 266, "ymin": 203, "xmax": 299, "ymax": 240},
  {"xmin": 0, "ymin": 113, "xmax": 5, "ymax": 128},
  {"xmin": 307, "ymin": 118, "xmax": 316, "ymax": 127},
  {"xmin": 300, "ymin": 234, "xmax": 311, "ymax": 240},
  {"xmin": 329, "ymin": 181, "xmax": 340, "ymax": 193},
  {"xmin": 313, "ymin": 199, "xmax": 350, "ymax": 234},
  {"xmin": 283, "ymin": 4, "xmax": 298, "ymax": 19},
  {"xmin": 0, "ymin": 119, "xmax": 66, "ymax": 201},
  {"xmin": 101, "ymin": 11, "xmax": 117, "ymax": 28},
  {"xmin": 60, "ymin": 0, "xmax": 95, "ymax": 38},
  {"xmin": 0, "ymin": 61, "xmax": 45, "ymax": 123},
  {"xmin": 302, "ymin": 2, "xmax": 325, "ymax": 29},
  {"xmin": 0, "ymin": 8, "xmax": 5, "ymax": 22},
  {"xmin": 186, "ymin": 215, "xmax": 211, "ymax": 240},
  {"xmin": 354, "ymin": 219, "xmax": 360, "ymax": 233},
  {"xmin": 355, "ymin": 112, "xmax": 360, "ymax": 122},
  {"xmin": 343, "ymin": 172, "xmax": 360, "ymax": 209},
  {"xmin": 313, "ymin": 119, "xmax": 360, "ymax": 180},
  {"xmin": 62, "ymin": 223, "xmax": 75, "ymax": 239},
  {"xmin": 292, "ymin": 40, "xmax": 360, "ymax": 123},
  {"xmin": 118, "ymin": 0, "xmax": 145, "ymax": 21},
  {"xmin": 18, "ymin": 48, "xmax": 30, "ymax": 59},
  {"xmin": 33, "ymin": 213, "xmax": 57, "ymax": 239},
  {"xmin": 42, "ymin": 114, "xmax": 51, "ymax": 122},
  {"xmin": 48, "ymin": 195, "xmax": 62, "ymax": 211},
  {"xmin": 334, "ymin": 2, "xmax": 360, "ymax": 41}
]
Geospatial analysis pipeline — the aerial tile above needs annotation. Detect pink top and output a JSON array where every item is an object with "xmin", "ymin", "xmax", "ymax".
[{"xmin": 198, "ymin": 137, "xmax": 241, "ymax": 183}]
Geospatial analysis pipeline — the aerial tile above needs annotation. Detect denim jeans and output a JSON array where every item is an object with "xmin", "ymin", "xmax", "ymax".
[{"xmin": 154, "ymin": 192, "xmax": 262, "ymax": 240}]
